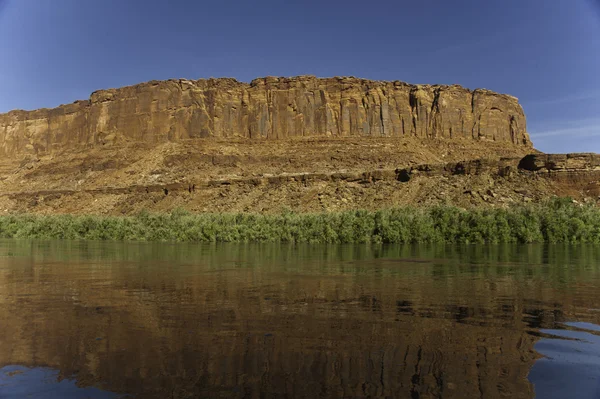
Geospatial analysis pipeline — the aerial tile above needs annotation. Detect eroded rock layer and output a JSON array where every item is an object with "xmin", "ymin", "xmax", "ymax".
[{"xmin": 0, "ymin": 76, "xmax": 530, "ymax": 156}]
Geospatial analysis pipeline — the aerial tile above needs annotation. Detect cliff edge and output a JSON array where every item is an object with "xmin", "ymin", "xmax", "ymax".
[{"xmin": 0, "ymin": 76, "xmax": 531, "ymax": 156}]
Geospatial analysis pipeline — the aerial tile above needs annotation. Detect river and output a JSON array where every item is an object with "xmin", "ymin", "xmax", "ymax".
[{"xmin": 0, "ymin": 240, "xmax": 599, "ymax": 398}]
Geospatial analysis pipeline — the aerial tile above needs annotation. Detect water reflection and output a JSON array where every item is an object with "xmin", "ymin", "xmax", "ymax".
[
  {"xmin": 0, "ymin": 241, "xmax": 599, "ymax": 398},
  {"xmin": 0, "ymin": 365, "xmax": 125, "ymax": 398},
  {"xmin": 529, "ymin": 322, "xmax": 600, "ymax": 399}
]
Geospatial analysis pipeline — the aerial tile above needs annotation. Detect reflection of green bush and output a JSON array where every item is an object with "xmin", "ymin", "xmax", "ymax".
[
  {"xmin": 1, "ymin": 240, "xmax": 599, "ymax": 289},
  {"xmin": 0, "ymin": 199, "xmax": 599, "ymax": 244}
]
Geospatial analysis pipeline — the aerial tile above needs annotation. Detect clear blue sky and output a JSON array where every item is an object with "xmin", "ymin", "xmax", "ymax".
[{"xmin": 0, "ymin": 0, "xmax": 598, "ymax": 153}]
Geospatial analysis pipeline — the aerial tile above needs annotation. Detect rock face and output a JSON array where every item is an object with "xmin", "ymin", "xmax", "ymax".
[
  {"xmin": 0, "ymin": 76, "xmax": 531, "ymax": 157},
  {"xmin": 519, "ymin": 153, "xmax": 600, "ymax": 172}
]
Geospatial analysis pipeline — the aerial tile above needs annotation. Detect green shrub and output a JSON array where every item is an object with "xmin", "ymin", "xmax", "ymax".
[{"xmin": 0, "ymin": 198, "xmax": 597, "ymax": 244}]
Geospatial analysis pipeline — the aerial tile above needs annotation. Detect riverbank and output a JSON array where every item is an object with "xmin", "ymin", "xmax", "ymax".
[{"xmin": 0, "ymin": 198, "xmax": 597, "ymax": 243}]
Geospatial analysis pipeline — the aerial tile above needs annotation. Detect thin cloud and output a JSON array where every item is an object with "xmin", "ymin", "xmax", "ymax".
[
  {"xmin": 530, "ymin": 122, "xmax": 600, "ymax": 140},
  {"xmin": 524, "ymin": 91, "xmax": 600, "ymax": 107}
]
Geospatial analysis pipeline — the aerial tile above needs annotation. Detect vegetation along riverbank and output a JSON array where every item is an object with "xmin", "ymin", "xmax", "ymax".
[{"xmin": 0, "ymin": 198, "xmax": 598, "ymax": 244}]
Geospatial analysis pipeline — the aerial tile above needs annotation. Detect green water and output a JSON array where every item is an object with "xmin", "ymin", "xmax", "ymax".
[{"xmin": 0, "ymin": 240, "xmax": 599, "ymax": 398}]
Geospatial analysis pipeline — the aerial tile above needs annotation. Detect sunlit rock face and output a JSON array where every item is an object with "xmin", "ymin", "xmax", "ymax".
[{"xmin": 0, "ymin": 76, "xmax": 531, "ymax": 157}]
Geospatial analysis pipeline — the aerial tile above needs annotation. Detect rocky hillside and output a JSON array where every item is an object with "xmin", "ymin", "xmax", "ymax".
[
  {"xmin": 0, "ymin": 76, "xmax": 597, "ymax": 215},
  {"xmin": 0, "ymin": 76, "xmax": 530, "ymax": 157}
]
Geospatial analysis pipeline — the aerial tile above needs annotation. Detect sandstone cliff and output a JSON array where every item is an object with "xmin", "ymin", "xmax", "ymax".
[{"xmin": 0, "ymin": 76, "xmax": 531, "ymax": 156}]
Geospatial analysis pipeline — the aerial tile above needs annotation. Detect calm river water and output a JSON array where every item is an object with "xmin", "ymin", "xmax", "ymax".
[{"xmin": 0, "ymin": 240, "xmax": 599, "ymax": 398}]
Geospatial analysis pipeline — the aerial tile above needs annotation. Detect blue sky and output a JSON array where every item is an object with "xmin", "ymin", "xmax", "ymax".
[{"xmin": 0, "ymin": 0, "xmax": 598, "ymax": 153}]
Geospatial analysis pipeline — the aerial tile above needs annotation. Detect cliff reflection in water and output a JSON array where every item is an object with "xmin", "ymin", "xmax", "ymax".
[{"xmin": 1, "ymin": 241, "xmax": 600, "ymax": 398}]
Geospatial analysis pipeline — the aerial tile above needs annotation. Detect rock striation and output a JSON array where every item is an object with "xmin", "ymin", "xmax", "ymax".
[
  {"xmin": 0, "ymin": 76, "xmax": 531, "ymax": 157},
  {"xmin": 518, "ymin": 153, "xmax": 600, "ymax": 172}
]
